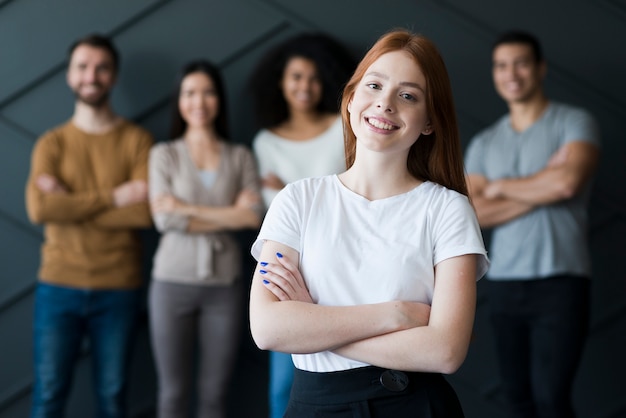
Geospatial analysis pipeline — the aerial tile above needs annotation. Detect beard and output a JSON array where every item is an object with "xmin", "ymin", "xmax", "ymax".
[{"xmin": 72, "ymin": 84, "xmax": 111, "ymax": 108}]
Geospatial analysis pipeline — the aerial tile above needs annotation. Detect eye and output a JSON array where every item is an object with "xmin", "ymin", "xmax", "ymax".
[
  {"xmin": 366, "ymin": 82, "xmax": 381, "ymax": 90},
  {"xmin": 400, "ymin": 92, "xmax": 417, "ymax": 102}
]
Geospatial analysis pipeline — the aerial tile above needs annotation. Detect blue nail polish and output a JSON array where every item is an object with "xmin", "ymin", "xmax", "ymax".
[
  {"xmin": 276, "ymin": 252, "xmax": 283, "ymax": 258},
  {"xmin": 262, "ymin": 279, "xmax": 270, "ymax": 284},
  {"xmin": 259, "ymin": 270, "xmax": 267, "ymax": 274},
  {"xmin": 260, "ymin": 262, "xmax": 268, "ymax": 266}
]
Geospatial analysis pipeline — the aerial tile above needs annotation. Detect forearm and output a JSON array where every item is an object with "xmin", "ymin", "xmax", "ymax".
[
  {"xmin": 26, "ymin": 186, "xmax": 113, "ymax": 224},
  {"xmin": 186, "ymin": 217, "xmax": 221, "ymax": 233},
  {"xmin": 250, "ymin": 296, "xmax": 413, "ymax": 354},
  {"xmin": 91, "ymin": 203, "xmax": 153, "ymax": 229},
  {"xmin": 493, "ymin": 170, "xmax": 577, "ymax": 205},
  {"xmin": 181, "ymin": 205, "xmax": 260, "ymax": 230},
  {"xmin": 472, "ymin": 195, "xmax": 534, "ymax": 228},
  {"xmin": 333, "ymin": 324, "xmax": 469, "ymax": 374}
]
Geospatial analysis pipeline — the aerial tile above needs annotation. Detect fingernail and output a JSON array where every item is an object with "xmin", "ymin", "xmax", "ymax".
[
  {"xmin": 259, "ymin": 270, "xmax": 267, "ymax": 274},
  {"xmin": 262, "ymin": 279, "xmax": 270, "ymax": 284},
  {"xmin": 260, "ymin": 262, "xmax": 268, "ymax": 266},
  {"xmin": 276, "ymin": 252, "xmax": 283, "ymax": 258}
]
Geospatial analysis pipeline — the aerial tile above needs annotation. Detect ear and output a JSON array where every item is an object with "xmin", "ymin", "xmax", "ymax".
[
  {"xmin": 421, "ymin": 121, "xmax": 433, "ymax": 135},
  {"xmin": 347, "ymin": 100, "xmax": 352, "ymax": 113}
]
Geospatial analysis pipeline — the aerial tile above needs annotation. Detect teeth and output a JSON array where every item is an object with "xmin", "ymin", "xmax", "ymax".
[{"xmin": 368, "ymin": 118, "xmax": 394, "ymax": 130}]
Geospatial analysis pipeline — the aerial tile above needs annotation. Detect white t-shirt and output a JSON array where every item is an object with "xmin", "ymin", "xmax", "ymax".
[
  {"xmin": 252, "ymin": 116, "xmax": 345, "ymax": 206},
  {"xmin": 251, "ymin": 175, "xmax": 489, "ymax": 372}
]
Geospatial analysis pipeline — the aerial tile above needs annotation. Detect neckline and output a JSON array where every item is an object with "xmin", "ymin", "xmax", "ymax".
[{"xmin": 331, "ymin": 174, "xmax": 427, "ymax": 204}]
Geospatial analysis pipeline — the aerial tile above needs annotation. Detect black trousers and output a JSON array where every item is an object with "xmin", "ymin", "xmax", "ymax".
[
  {"xmin": 284, "ymin": 366, "xmax": 464, "ymax": 418},
  {"xmin": 487, "ymin": 275, "xmax": 590, "ymax": 418}
]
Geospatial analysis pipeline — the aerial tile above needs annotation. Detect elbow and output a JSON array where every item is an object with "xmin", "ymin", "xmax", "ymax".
[
  {"xmin": 249, "ymin": 321, "xmax": 278, "ymax": 351},
  {"xmin": 434, "ymin": 346, "xmax": 469, "ymax": 375}
]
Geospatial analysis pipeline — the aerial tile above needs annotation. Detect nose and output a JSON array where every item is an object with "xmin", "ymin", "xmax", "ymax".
[
  {"xmin": 376, "ymin": 91, "xmax": 394, "ymax": 112},
  {"xmin": 83, "ymin": 67, "xmax": 98, "ymax": 83}
]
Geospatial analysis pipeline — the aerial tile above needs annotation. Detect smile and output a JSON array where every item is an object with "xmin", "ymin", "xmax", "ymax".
[{"xmin": 366, "ymin": 117, "xmax": 397, "ymax": 131}]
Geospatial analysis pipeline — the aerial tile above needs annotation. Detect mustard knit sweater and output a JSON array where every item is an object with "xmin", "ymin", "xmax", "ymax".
[{"xmin": 26, "ymin": 120, "xmax": 153, "ymax": 289}]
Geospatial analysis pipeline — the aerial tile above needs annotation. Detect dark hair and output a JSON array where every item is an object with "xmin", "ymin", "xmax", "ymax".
[
  {"xmin": 249, "ymin": 33, "xmax": 356, "ymax": 129},
  {"xmin": 492, "ymin": 30, "xmax": 543, "ymax": 63},
  {"xmin": 68, "ymin": 33, "xmax": 120, "ymax": 73},
  {"xmin": 169, "ymin": 60, "xmax": 230, "ymax": 140},
  {"xmin": 341, "ymin": 29, "xmax": 468, "ymax": 197}
]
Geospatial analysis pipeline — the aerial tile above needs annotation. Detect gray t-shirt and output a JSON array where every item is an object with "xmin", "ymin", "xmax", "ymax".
[{"xmin": 465, "ymin": 102, "xmax": 600, "ymax": 280}]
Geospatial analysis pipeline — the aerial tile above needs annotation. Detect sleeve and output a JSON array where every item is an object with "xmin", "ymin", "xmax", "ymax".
[
  {"xmin": 25, "ymin": 130, "xmax": 114, "ymax": 224},
  {"xmin": 432, "ymin": 195, "xmax": 490, "ymax": 281},
  {"xmin": 237, "ymin": 145, "xmax": 266, "ymax": 218},
  {"xmin": 250, "ymin": 183, "xmax": 302, "ymax": 260},
  {"xmin": 90, "ymin": 129, "xmax": 154, "ymax": 229},
  {"xmin": 464, "ymin": 133, "xmax": 486, "ymax": 176},
  {"xmin": 148, "ymin": 143, "xmax": 190, "ymax": 233},
  {"xmin": 252, "ymin": 131, "xmax": 280, "ymax": 207},
  {"xmin": 562, "ymin": 107, "xmax": 601, "ymax": 148}
]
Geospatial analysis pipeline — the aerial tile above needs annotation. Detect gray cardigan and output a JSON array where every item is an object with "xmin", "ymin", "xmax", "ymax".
[{"xmin": 149, "ymin": 139, "xmax": 262, "ymax": 286}]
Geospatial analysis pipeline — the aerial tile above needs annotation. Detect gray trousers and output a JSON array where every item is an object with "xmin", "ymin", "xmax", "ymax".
[{"xmin": 149, "ymin": 280, "xmax": 242, "ymax": 418}]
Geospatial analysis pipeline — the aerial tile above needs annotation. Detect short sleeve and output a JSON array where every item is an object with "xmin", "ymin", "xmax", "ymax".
[
  {"xmin": 250, "ymin": 183, "xmax": 302, "ymax": 260},
  {"xmin": 562, "ymin": 108, "xmax": 601, "ymax": 148},
  {"xmin": 432, "ymin": 195, "xmax": 489, "ymax": 281}
]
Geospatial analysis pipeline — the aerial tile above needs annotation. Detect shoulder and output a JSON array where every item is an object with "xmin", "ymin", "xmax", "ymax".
[
  {"xmin": 470, "ymin": 114, "xmax": 509, "ymax": 144},
  {"xmin": 33, "ymin": 121, "xmax": 73, "ymax": 151},
  {"xmin": 549, "ymin": 102, "xmax": 594, "ymax": 120},
  {"xmin": 280, "ymin": 175, "xmax": 334, "ymax": 200},
  {"xmin": 421, "ymin": 182, "xmax": 472, "ymax": 213},
  {"xmin": 118, "ymin": 120, "xmax": 154, "ymax": 145},
  {"xmin": 252, "ymin": 128, "xmax": 277, "ymax": 146},
  {"xmin": 149, "ymin": 139, "xmax": 184, "ymax": 164}
]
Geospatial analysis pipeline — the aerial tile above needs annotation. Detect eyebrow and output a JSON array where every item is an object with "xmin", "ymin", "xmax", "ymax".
[{"xmin": 365, "ymin": 71, "xmax": 425, "ymax": 92}]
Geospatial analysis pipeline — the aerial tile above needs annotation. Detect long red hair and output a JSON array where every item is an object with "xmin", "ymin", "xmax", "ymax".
[{"xmin": 341, "ymin": 29, "xmax": 468, "ymax": 196}]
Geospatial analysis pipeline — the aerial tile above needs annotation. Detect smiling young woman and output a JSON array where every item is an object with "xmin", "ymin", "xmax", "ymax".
[{"xmin": 248, "ymin": 29, "xmax": 489, "ymax": 418}]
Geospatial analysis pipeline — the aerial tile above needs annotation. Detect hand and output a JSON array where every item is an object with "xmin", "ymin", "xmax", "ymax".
[
  {"xmin": 151, "ymin": 193, "xmax": 185, "ymax": 214},
  {"xmin": 392, "ymin": 300, "xmax": 431, "ymax": 329},
  {"xmin": 547, "ymin": 146, "xmax": 569, "ymax": 168},
  {"xmin": 259, "ymin": 252, "xmax": 313, "ymax": 303},
  {"xmin": 36, "ymin": 174, "xmax": 68, "ymax": 194},
  {"xmin": 482, "ymin": 180, "xmax": 504, "ymax": 200},
  {"xmin": 113, "ymin": 180, "xmax": 148, "ymax": 207},
  {"xmin": 235, "ymin": 189, "xmax": 260, "ymax": 209},
  {"xmin": 262, "ymin": 173, "xmax": 285, "ymax": 191}
]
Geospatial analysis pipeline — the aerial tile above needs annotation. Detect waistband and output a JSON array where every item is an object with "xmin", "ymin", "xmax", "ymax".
[{"xmin": 291, "ymin": 366, "xmax": 441, "ymax": 404}]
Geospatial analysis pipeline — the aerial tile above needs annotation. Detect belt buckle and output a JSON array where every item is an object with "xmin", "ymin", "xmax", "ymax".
[{"xmin": 379, "ymin": 370, "xmax": 409, "ymax": 392}]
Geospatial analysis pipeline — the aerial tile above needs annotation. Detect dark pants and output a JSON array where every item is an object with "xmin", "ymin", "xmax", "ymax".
[
  {"xmin": 285, "ymin": 366, "xmax": 464, "ymax": 418},
  {"xmin": 487, "ymin": 275, "xmax": 590, "ymax": 418}
]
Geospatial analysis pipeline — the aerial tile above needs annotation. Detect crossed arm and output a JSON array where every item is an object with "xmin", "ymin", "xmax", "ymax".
[
  {"xmin": 466, "ymin": 141, "xmax": 599, "ymax": 228},
  {"xmin": 249, "ymin": 240, "xmax": 478, "ymax": 374},
  {"xmin": 25, "ymin": 135, "xmax": 153, "ymax": 228},
  {"xmin": 150, "ymin": 189, "xmax": 261, "ymax": 233}
]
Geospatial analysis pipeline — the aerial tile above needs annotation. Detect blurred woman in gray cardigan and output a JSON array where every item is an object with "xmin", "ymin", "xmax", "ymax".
[{"xmin": 148, "ymin": 60, "xmax": 262, "ymax": 418}]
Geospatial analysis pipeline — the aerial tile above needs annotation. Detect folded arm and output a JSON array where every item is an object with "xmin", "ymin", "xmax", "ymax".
[
  {"xmin": 332, "ymin": 254, "xmax": 477, "ymax": 374},
  {"xmin": 249, "ymin": 240, "xmax": 430, "ymax": 355},
  {"xmin": 466, "ymin": 141, "xmax": 599, "ymax": 228}
]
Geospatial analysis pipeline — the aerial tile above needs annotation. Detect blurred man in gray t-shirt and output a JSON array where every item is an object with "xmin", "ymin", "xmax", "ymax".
[{"xmin": 465, "ymin": 31, "xmax": 600, "ymax": 418}]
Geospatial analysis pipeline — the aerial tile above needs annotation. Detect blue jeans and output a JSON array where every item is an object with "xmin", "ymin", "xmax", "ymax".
[
  {"xmin": 269, "ymin": 351, "xmax": 294, "ymax": 418},
  {"xmin": 31, "ymin": 283, "xmax": 140, "ymax": 418}
]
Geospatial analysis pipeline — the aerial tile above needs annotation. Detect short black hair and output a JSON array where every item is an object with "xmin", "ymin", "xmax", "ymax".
[
  {"xmin": 248, "ymin": 33, "xmax": 356, "ymax": 129},
  {"xmin": 492, "ymin": 30, "xmax": 543, "ymax": 63},
  {"xmin": 68, "ymin": 33, "xmax": 120, "ymax": 73},
  {"xmin": 169, "ymin": 60, "xmax": 230, "ymax": 141}
]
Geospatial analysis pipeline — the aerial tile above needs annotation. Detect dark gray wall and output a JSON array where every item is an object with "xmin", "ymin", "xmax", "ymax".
[{"xmin": 1, "ymin": 0, "xmax": 624, "ymax": 417}]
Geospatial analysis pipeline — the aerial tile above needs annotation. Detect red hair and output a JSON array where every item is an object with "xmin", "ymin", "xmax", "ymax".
[{"xmin": 341, "ymin": 29, "xmax": 468, "ymax": 196}]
